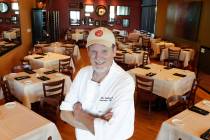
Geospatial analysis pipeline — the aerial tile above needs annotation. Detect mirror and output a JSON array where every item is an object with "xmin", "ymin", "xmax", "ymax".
[
  {"xmin": 0, "ymin": 2, "xmax": 9, "ymax": 13},
  {"xmin": 0, "ymin": 0, "xmax": 21, "ymax": 56}
]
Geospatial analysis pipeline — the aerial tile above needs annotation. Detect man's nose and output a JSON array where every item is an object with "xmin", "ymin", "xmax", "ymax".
[{"xmin": 95, "ymin": 52, "xmax": 102, "ymax": 59}]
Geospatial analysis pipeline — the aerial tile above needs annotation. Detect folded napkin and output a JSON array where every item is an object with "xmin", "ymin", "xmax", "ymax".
[
  {"xmin": 189, "ymin": 106, "xmax": 209, "ymax": 115},
  {"xmin": 24, "ymin": 69, "xmax": 36, "ymax": 74},
  {"xmin": 37, "ymin": 76, "xmax": 50, "ymax": 81},
  {"xmin": 34, "ymin": 56, "xmax": 44, "ymax": 59},
  {"xmin": 139, "ymin": 65, "xmax": 151, "ymax": 69},
  {"xmin": 15, "ymin": 76, "xmax": 30, "ymax": 80},
  {"xmin": 164, "ymin": 66, "xmax": 173, "ymax": 70},
  {"xmin": 173, "ymin": 73, "xmax": 186, "ymax": 77},
  {"xmin": 200, "ymin": 128, "xmax": 210, "ymax": 140},
  {"xmin": 44, "ymin": 70, "xmax": 57, "ymax": 75}
]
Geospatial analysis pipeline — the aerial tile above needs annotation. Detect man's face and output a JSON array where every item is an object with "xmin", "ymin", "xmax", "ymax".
[{"xmin": 88, "ymin": 44, "xmax": 116, "ymax": 73}]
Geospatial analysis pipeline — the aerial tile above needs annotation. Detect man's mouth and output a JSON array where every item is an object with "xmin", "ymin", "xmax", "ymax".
[{"xmin": 95, "ymin": 60, "xmax": 105, "ymax": 65}]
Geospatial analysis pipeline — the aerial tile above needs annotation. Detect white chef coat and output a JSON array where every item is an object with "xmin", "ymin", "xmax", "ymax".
[{"xmin": 60, "ymin": 61, "xmax": 135, "ymax": 140}]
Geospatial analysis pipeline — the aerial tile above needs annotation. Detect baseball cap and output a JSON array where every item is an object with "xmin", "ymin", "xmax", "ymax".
[{"xmin": 86, "ymin": 27, "xmax": 116, "ymax": 48}]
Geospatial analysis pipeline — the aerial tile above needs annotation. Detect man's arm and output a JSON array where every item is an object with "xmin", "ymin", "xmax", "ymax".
[
  {"xmin": 60, "ymin": 110, "xmax": 88, "ymax": 130},
  {"xmin": 73, "ymin": 102, "xmax": 113, "ymax": 135}
]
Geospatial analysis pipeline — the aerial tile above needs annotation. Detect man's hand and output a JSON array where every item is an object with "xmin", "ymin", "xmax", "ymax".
[{"xmin": 101, "ymin": 110, "xmax": 113, "ymax": 121}]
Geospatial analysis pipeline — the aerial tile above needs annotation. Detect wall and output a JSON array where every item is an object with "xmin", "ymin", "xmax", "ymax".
[
  {"xmin": 47, "ymin": 0, "xmax": 141, "ymax": 38},
  {"xmin": 156, "ymin": 0, "xmax": 210, "ymax": 48},
  {"xmin": 0, "ymin": 0, "xmax": 36, "ymax": 75}
]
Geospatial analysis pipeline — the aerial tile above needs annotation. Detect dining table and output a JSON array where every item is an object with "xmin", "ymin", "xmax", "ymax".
[
  {"xmin": 35, "ymin": 42, "xmax": 81, "ymax": 61},
  {"xmin": 160, "ymin": 47, "xmax": 195, "ymax": 67},
  {"xmin": 24, "ymin": 52, "xmax": 75, "ymax": 72},
  {"xmin": 117, "ymin": 48, "xmax": 150, "ymax": 66},
  {"xmin": 128, "ymin": 63, "xmax": 196, "ymax": 99},
  {"xmin": 0, "ymin": 102, "xmax": 62, "ymax": 140},
  {"xmin": 5, "ymin": 68, "xmax": 72, "ymax": 109},
  {"xmin": 156, "ymin": 100, "xmax": 210, "ymax": 140}
]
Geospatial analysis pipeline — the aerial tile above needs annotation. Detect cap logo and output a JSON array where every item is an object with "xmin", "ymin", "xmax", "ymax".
[{"xmin": 95, "ymin": 30, "xmax": 103, "ymax": 37}]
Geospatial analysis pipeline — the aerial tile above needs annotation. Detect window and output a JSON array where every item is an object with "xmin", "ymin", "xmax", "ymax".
[
  {"xmin": 11, "ymin": 2, "xmax": 19, "ymax": 10},
  {"xmin": 69, "ymin": 10, "xmax": 80, "ymax": 25},
  {"xmin": 109, "ymin": 6, "xmax": 115, "ymax": 22},
  {"xmin": 122, "ymin": 19, "xmax": 129, "ymax": 27},
  {"xmin": 85, "ymin": 5, "xmax": 94, "ymax": 13},
  {"xmin": 116, "ymin": 6, "xmax": 130, "ymax": 16}
]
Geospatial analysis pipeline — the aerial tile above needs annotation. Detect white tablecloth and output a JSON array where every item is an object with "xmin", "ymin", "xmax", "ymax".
[
  {"xmin": 116, "ymin": 41, "xmax": 133, "ymax": 49},
  {"xmin": 5, "ymin": 68, "xmax": 72, "ymax": 109},
  {"xmin": 24, "ymin": 52, "xmax": 75, "ymax": 72},
  {"xmin": 160, "ymin": 47, "xmax": 195, "ymax": 67},
  {"xmin": 151, "ymin": 41, "xmax": 175, "ymax": 57},
  {"xmin": 3, "ymin": 31, "xmax": 17, "ymax": 40},
  {"xmin": 129, "ymin": 63, "xmax": 196, "ymax": 99},
  {"xmin": 0, "ymin": 102, "xmax": 62, "ymax": 140},
  {"xmin": 41, "ymin": 42, "xmax": 81, "ymax": 61},
  {"xmin": 71, "ymin": 33, "xmax": 84, "ymax": 41},
  {"xmin": 156, "ymin": 100, "xmax": 210, "ymax": 140},
  {"xmin": 117, "ymin": 48, "xmax": 150, "ymax": 66}
]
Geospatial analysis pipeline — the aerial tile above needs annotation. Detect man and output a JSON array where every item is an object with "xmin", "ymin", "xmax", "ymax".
[{"xmin": 60, "ymin": 27, "xmax": 135, "ymax": 140}]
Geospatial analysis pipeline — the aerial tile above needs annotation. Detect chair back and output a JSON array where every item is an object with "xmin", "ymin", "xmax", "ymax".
[
  {"xmin": 43, "ymin": 79, "xmax": 65, "ymax": 102},
  {"xmin": 166, "ymin": 95, "xmax": 187, "ymax": 117},
  {"xmin": 136, "ymin": 75, "xmax": 154, "ymax": 94},
  {"xmin": 135, "ymin": 75, "xmax": 156, "ymax": 112},
  {"xmin": 64, "ymin": 45, "xmax": 75, "ymax": 57},
  {"xmin": 168, "ymin": 48, "xmax": 181, "ymax": 61},
  {"xmin": 59, "ymin": 58, "xmax": 73, "ymax": 80},
  {"xmin": 114, "ymin": 52, "xmax": 125, "ymax": 64},
  {"xmin": 0, "ymin": 76, "xmax": 15, "ymax": 102},
  {"xmin": 59, "ymin": 58, "xmax": 71, "ymax": 72},
  {"xmin": 142, "ymin": 52, "xmax": 149, "ymax": 66},
  {"xmin": 142, "ymin": 37, "xmax": 150, "ymax": 48},
  {"xmin": 183, "ymin": 79, "xmax": 197, "ymax": 108}
]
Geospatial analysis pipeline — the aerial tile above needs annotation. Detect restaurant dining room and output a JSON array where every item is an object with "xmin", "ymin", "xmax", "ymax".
[{"xmin": 0, "ymin": 0, "xmax": 210, "ymax": 139}]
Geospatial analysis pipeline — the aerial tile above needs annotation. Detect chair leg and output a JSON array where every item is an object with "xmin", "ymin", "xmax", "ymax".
[{"xmin": 149, "ymin": 101, "xmax": 151, "ymax": 113}]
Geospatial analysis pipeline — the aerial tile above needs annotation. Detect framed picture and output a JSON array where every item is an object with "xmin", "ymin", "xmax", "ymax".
[{"xmin": 122, "ymin": 19, "xmax": 129, "ymax": 27}]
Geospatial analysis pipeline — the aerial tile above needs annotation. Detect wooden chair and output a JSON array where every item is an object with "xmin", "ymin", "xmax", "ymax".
[
  {"xmin": 114, "ymin": 52, "xmax": 135, "ymax": 70},
  {"xmin": 141, "ymin": 52, "xmax": 149, "ymax": 67},
  {"xmin": 0, "ymin": 76, "xmax": 20, "ymax": 103},
  {"xmin": 40, "ymin": 79, "xmax": 65, "ymax": 122},
  {"xmin": 182, "ymin": 79, "xmax": 198, "ymax": 108},
  {"xmin": 135, "ymin": 75, "xmax": 157, "ymax": 112},
  {"xmin": 164, "ymin": 48, "xmax": 181, "ymax": 68},
  {"xmin": 166, "ymin": 95, "xmax": 187, "ymax": 117},
  {"xmin": 59, "ymin": 58, "xmax": 73, "ymax": 80},
  {"xmin": 64, "ymin": 45, "xmax": 76, "ymax": 66},
  {"xmin": 142, "ymin": 37, "xmax": 152, "ymax": 55}
]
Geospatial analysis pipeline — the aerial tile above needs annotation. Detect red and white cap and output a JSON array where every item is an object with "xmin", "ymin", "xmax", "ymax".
[{"xmin": 86, "ymin": 27, "xmax": 116, "ymax": 48}]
